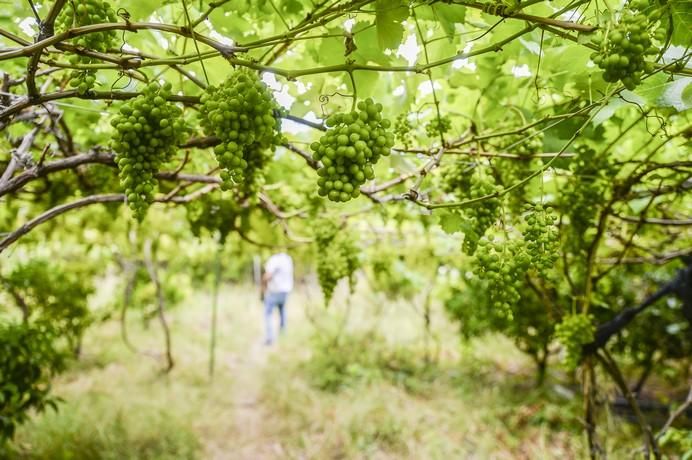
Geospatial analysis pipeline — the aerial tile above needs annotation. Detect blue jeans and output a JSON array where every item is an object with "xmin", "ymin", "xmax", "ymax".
[{"xmin": 264, "ymin": 292, "xmax": 288, "ymax": 344}]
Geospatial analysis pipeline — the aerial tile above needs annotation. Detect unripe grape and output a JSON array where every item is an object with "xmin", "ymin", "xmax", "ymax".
[
  {"xmin": 110, "ymin": 82, "xmax": 188, "ymax": 220},
  {"xmin": 199, "ymin": 68, "xmax": 283, "ymax": 198},
  {"xmin": 311, "ymin": 99, "xmax": 394, "ymax": 203}
]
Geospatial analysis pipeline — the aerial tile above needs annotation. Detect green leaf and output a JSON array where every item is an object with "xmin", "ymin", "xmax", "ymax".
[
  {"xmin": 375, "ymin": 0, "xmax": 409, "ymax": 50},
  {"xmin": 591, "ymin": 98, "xmax": 628, "ymax": 126},
  {"xmin": 417, "ymin": 4, "xmax": 466, "ymax": 39},
  {"xmin": 628, "ymin": 197, "xmax": 651, "ymax": 214},
  {"xmin": 669, "ymin": 0, "xmax": 692, "ymax": 46},
  {"xmin": 311, "ymin": 27, "xmax": 346, "ymax": 66},
  {"xmin": 432, "ymin": 4, "xmax": 466, "ymax": 38},
  {"xmin": 282, "ymin": 0, "xmax": 304, "ymax": 15},
  {"xmin": 438, "ymin": 210, "xmax": 464, "ymax": 234},
  {"xmin": 660, "ymin": 77, "xmax": 692, "ymax": 111},
  {"xmin": 353, "ymin": 22, "xmax": 391, "ymax": 65}
]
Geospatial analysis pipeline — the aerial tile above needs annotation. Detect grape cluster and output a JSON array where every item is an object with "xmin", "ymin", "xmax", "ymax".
[
  {"xmin": 394, "ymin": 113, "xmax": 413, "ymax": 147},
  {"xmin": 425, "ymin": 115, "xmax": 451, "ymax": 139},
  {"xmin": 561, "ymin": 144, "xmax": 615, "ymax": 240},
  {"xmin": 369, "ymin": 251, "xmax": 416, "ymax": 301},
  {"xmin": 522, "ymin": 204, "xmax": 559, "ymax": 277},
  {"xmin": 555, "ymin": 314, "xmax": 595, "ymax": 369},
  {"xmin": 186, "ymin": 194, "xmax": 241, "ymax": 244},
  {"xmin": 591, "ymin": 2, "xmax": 661, "ymax": 90},
  {"xmin": 56, "ymin": 1, "xmax": 118, "ymax": 94},
  {"xmin": 311, "ymin": 99, "xmax": 394, "ymax": 202},
  {"xmin": 314, "ymin": 221, "xmax": 360, "ymax": 305},
  {"xmin": 506, "ymin": 130, "xmax": 543, "ymax": 157},
  {"xmin": 472, "ymin": 237, "xmax": 531, "ymax": 309},
  {"xmin": 199, "ymin": 68, "xmax": 283, "ymax": 195},
  {"xmin": 462, "ymin": 173, "xmax": 502, "ymax": 255},
  {"xmin": 440, "ymin": 161, "xmax": 473, "ymax": 195},
  {"xmin": 110, "ymin": 82, "xmax": 187, "ymax": 220}
]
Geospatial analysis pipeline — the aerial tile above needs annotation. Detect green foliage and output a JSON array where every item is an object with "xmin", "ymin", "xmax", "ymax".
[
  {"xmin": 659, "ymin": 428, "xmax": 692, "ymax": 459},
  {"xmin": 2, "ymin": 258, "xmax": 95, "ymax": 350},
  {"xmin": 444, "ymin": 273, "xmax": 555, "ymax": 370},
  {"xmin": 116, "ymin": 264, "xmax": 186, "ymax": 323},
  {"xmin": 10, "ymin": 408, "xmax": 200, "ymax": 460},
  {"xmin": 303, "ymin": 331, "xmax": 435, "ymax": 394},
  {"xmin": 312, "ymin": 99, "xmax": 394, "ymax": 202},
  {"xmin": 375, "ymin": 0, "xmax": 408, "ymax": 50},
  {"xmin": 367, "ymin": 250, "xmax": 417, "ymax": 301},
  {"xmin": 1, "ymin": 0, "xmax": 691, "ymax": 454},
  {"xmin": 0, "ymin": 321, "xmax": 66, "ymax": 441}
]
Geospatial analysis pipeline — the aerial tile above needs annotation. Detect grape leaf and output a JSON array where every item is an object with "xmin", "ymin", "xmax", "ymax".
[
  {"xmin": 375, "ymin": 0, "xmax": 409, "ymax": 50},
  {"xmin": 668, "ymin": 0, "xmax": 692, "ymax": 46},
  {"xmin": 353, "ymin": 22, "xmax": 392, "ymax": 65},
  {"xmin": 417, "ymin": 3, "xmax": 466, "ymax": 39},
  {"xmin": 660, "ymin": 77, "xmax": 692, "ymax": 111},
  {"xmin": 438, "ymin": 210, "xmax": 464, "ymax": 234},
  {"xmin": 433, "ymin": 4, "xmax": 466, "ymax": 38}
]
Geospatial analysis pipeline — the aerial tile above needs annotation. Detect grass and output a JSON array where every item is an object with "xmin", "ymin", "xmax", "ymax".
[{"xmin": 8, "ymin": 280, "xmax": 643, "ymax": 459}]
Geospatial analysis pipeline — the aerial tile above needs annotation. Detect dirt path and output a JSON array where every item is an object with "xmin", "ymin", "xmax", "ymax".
[{"xmin": 203, "ymin": 297, "xmax": 286, "ymax": 460}]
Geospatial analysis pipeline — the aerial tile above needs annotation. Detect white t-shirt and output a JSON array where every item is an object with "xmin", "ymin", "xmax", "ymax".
[{"xmin": 265, "ymin": 253, "xmax": 294, "ymax": 294}]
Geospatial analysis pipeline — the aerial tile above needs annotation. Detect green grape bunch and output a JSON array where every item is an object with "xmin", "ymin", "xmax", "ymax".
[
  {"xmin": 56, "ymin": 1, "xmax": 118, "ymax": 94},
  {"xmin": 471, "ymin": 237, "xmax": 531, "ymax": 309},
  {"xmin": 590, "ymin": 0, "xmax": 664, "ymax": 90},
  {"xmin": 501, "ymin": 129, "xmax": 543, "ymax": 157},
  {"xmin": 314, "ymin": 220, "xmax": 360, "ymax": 305},
  {"xmin": 394, "ymin": 113, "xmax": 413, "ymax": 147},
  {"xmin": 561, "ymin": 144, "xmax": 615, "ymax": 239},
  {"xmin": 110, "ymin": 81, "xmax": 188, "ymax": 220},
  {"xmin": 461, "ymin": 173, "xmax": 502, "ymax": 255},
  {"xmin": 555, "ymin": 314, "xmax": 595, "ymax": 369},
  {"xmin": 311, "ymin": 98, "xmax": 395, "ymax": 202},
  {"xmin": 199, "ymin": 68, "xmax": 283, "ymax": 194},
  {"xmin": 440, "ymin": 161, "xmax": 473, "ymax": 195},
  {"xmin": 425, "ymin": 115, "xmax": 451, "ymax": 139},
  {"xmin": 186, "ymin": 194, "xmax": 241, "ymax": 244},
  {"xmin": 522, "ymin": 203, "xmax": 559, "ymax": 277}
]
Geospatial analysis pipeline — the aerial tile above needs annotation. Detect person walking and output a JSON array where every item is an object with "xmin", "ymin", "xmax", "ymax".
[{"xmin": 261, "ymin": 252, "xmax": 293, "ymax": 345}]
